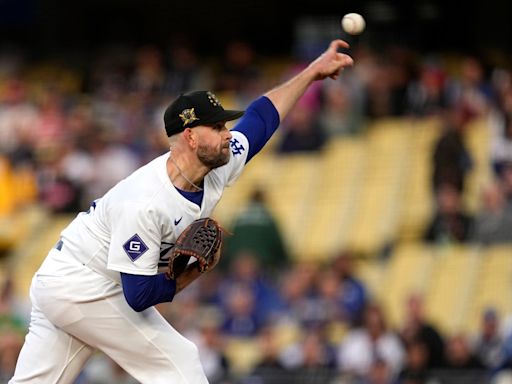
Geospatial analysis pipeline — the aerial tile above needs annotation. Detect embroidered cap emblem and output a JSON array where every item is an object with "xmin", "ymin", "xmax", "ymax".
[{"xmin": 179, "ymin": 108, "xmax": 200, "ymax": 127}]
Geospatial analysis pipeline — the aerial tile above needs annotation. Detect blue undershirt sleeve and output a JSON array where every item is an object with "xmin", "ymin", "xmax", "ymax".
[
  {"xmin": 232, "ymin": 96, "xmax": 280, "ymax": 162},
  {"xmin": 121, "ymin": 272, "xmax": 177, "ymax": 312}
]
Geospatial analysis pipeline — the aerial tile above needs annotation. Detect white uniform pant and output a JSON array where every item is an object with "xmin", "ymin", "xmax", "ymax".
[{"xmin": 10, "ymin": 265, "xmax": 208, "ymax": 383}]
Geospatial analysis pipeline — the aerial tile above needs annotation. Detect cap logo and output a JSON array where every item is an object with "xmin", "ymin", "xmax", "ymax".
[
  {"xmin": 207, "ymin": 91, "xmax": 222, "ymax": 107},
  {"xmin": 179, "ymin": 108, "xmax": 200, "ymax": 126}
]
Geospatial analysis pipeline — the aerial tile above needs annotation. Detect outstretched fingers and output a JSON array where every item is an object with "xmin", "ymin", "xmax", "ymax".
[{"xmin": 329, "ymin": 39, "xmax": 350, "ymax": 52}]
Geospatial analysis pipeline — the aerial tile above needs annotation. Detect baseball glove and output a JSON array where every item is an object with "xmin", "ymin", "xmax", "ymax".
[{"xmin": 166, "ymin": 218, "xmax": 223, "ymax": 279}]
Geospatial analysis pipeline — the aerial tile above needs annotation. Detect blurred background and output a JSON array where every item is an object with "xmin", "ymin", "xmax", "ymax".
[{"xmin": 1, "ymin": 0, "xmax": 512, "ymax": 383}]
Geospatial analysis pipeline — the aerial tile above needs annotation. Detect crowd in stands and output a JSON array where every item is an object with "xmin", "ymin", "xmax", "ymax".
[{"xmin": 1, "ymin": 37, "xmax": 512, "ymax": 383}]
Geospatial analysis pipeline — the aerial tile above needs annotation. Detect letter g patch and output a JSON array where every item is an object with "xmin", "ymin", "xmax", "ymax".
[{"xmin": 123, "ymin": 234, "xmax": 149, "ymax": 262}]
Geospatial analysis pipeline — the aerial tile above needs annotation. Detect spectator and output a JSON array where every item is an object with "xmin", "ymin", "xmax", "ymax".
[
  {"xmin": 277, "ymin": 63, "xmax": 324, "ymax": 153},
  {"xmin": 185, "ymin": 307, "xmax": 231, "ymax": 384},
  {"xmin": 277, "ymin": 100, "xmax": 326, "ymax": 153},
  {"xmin": 472, "ymin": 308, "xmax": 504, "ymax": 370},
  {"xmin": 275, "ymin": 262, "xmax": 321, "ymax": 328},
  {"xmin": 332, "ymin": 251, "xmax": 367, "ymax": 327},
  {"xmin": 492, "ymin": 331, "xmax": 512, "ymax": 379},
  {"xmin": 280, "ymin": 328, "xmax": 337, "ymax": 384},
  {"xmin": 424, "ymin": 183, "xmax": 473, "ymax": 244},
  {"xmin": 337, "ymin": 302, "xmax": 405, "ymax": 380},
  {"xmin": 471, "ymin": 181, "xmax": 512, "ymax": 245},
  {"xmin": 221, "ymin": 283, "xmax": 261, "ymax": 338},
  {"xmin": 81, "ymin": 130, "xmax": 140, "ymax": 205},
  {"xmin": 431, "ymin": 105, "xmax": 474, "ymax": 194},
  {"xmin": 396, "ymin": 339, "xmax": 432, "ymax": 384},
  {"xmin": 216, "ymin": 251, "xmax": 283, "ymax": 326},
  {"xmin": 445, "ymin": 56, "xmax": 493, "ymax": 118},
  {"xmin": 0, "ymin": 78, "xmax": 38, "ymax": 162},
  {"xmin": 440, "ymin": 332, "xmax": 487, "ymax": 384},
  {"xmin": 444, "ymin": 333, "xmax": 485, "ymax": 370},
  {"xmin": 363, "ymin": 58, "xmax": 396, "ymax": 118},
  {"xmin": 399, "ymin": 292, "xmax": 445, "ymax": 369},
  {"xmin": 364, "ymin": 358, "xmax": 394, "ymax": 384},
  {"xmin": 244, "ymin": 326, "xmax": 289, "ymax": 384},
  {"xmin": 312, "ymin": 268, "xmax": 346, "ymax": 325},
  {"xmin": 223, "ymin": 188, "xmax": 289, "ymax": 274},
  {"xmin": 490, "ymin": 113, "xmax": 512, "ymax": 175},
  {"xmin": 405, "ymin": 60, "xmax": 448, "ymax": 117},
  {"xmin": 317, "ymin": 77, "xmax": 364, "ymax": 137}
]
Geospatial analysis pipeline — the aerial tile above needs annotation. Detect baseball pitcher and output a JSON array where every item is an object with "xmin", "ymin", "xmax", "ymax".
[{"xmin": 10, "ymin": 40, "xmax": 353, "ymax": 384}]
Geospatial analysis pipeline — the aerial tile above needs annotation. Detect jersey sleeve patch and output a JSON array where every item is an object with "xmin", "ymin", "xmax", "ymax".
[
  {"xmin": 123, "ymin": 234, "xmax": 149, "ymax": 262},
  {"xmin": 230, "ymin": 137, "xmax": 246, "ymax": 156}
]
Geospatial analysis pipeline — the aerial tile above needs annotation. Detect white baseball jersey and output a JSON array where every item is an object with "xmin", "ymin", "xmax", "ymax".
[{"xmin": 38, "ymin": 130, "xmax": 249, "ymax": 291}]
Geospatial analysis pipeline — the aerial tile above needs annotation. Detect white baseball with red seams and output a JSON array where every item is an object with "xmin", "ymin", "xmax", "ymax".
[{"xmin": 341, "ymin": 13, "xmax": 366, "ymax": 35}]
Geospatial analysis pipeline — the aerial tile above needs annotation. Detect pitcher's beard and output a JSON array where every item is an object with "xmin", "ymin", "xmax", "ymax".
[{"xmin": 198, "ymin": 144, "xmax": 230, "ymax": 170}]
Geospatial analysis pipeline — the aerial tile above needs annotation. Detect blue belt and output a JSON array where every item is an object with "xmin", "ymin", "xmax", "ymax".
[{"xmin": 54, "ymin": 239, "xmax": 63, "ymax": 251}]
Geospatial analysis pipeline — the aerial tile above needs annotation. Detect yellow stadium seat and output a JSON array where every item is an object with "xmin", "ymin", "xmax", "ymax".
[
  {"xmin": 465, "ymin": 246, "xmax": 512, "ymax": 334},
  {"xmin": 380, "ymin": 243, "xmax": 436, "ymax": 328},
  {"xmin": 224, "ymin": 337, "xmax": 262, "ymax": 377},
  {"xmin": 0, "ymin": 156, "xmax": 15, "ymax": 216},
  {"xmin": 424, "ymin": 245, "xmax": 481, "ymax": 334}
]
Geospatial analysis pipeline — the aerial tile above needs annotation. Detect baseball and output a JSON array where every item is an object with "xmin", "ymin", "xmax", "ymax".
[{"xmin": 341, "ymin": 13, "xmax": 366, "ymax": 35}]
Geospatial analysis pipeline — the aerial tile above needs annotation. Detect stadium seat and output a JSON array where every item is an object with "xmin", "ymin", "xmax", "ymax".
[
  {"xmin": 465, "ymin": 245, "xmax": 512, "ymax": 334},
  {"xmin": 424, "ymin": 245, "xmax": 481, "ymax": 334},
  {"xmin": 344, "ymin": 119, "xmax": 412, "ymax": 255},
  {"xmin": 397, "ymin": 117, "xmax": 441, "ymax": 242},
  {"xmin": 379, "ymin": 243, "xmax": 436, "ymax": 328},
  {"xmin": 224, "ymin": 337, "xmax": 262, "ymax": 377}
]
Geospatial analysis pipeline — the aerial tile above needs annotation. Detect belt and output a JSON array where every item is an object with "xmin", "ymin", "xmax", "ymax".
[{"xmin": 54, "ymin": 239, "xmax": 64, "ymax": 251}]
